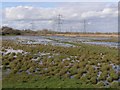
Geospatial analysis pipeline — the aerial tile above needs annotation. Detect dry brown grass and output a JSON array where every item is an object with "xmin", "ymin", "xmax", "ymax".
[{"xmin": 46, "ymin": 33, "xmax": 119, "ymax": 37}]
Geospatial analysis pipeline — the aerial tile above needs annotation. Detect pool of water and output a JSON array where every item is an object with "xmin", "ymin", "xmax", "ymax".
[{"xmin": 2, "ymin": 36, "xmax": 118, "ymax": 48}]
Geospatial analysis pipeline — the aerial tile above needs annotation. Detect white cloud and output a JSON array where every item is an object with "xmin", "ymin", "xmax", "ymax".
[
  {"xmin": 80, "ymin": 8, "xmax": 118, "ymax": 19},
  {"xmin": 2, "ymin": 2, "xmax": 118, "ymax": 32},
  {"xmin": 4, "ymin": 4, "xmax": 118, "ymax": 20}
]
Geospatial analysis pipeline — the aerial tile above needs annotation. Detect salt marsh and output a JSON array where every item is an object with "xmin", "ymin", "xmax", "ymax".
[{"xmin": 2, "ymin": 36, "xmax": 120, "ymax": 88}]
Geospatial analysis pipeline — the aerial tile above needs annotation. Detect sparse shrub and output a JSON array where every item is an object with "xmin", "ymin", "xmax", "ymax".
[
  {"xmin": 110, "ymin": 81, "xmax": 119, "ymax": 88},
  {"xmin": 90, "ymin": 76, "xmax": 97, "ymax": 84},
  {"xmin": 97, "ymin": 81, "xmax": 105, "ymax": 87},
  {"xmin": 80, "ymin": 76, "xmax": 89, "ymax": 84},
  {"xmin": 74, "ymin": 73, "xmax": 81, "ymax": 79},
  {"xmin": 110, "ymin": 70, "xmax": 119, "ymax": 80},
  {"xmin": 107, "ymin": 77, "xmax": 113, "ymax": 83},
  {"xmin": 63, "ymin": 73, "xmax": 70, "ymax": 78},
  {"xmin": 98, "ymin": 71, "xmax": 108, "ymax": 81},
  {"xmin": 69, "ymin": 67, "xmax": 78, "ymax": 75}
]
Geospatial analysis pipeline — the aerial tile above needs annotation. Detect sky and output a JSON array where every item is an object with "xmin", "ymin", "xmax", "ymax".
[
  {"xmin": 1, "ymin": 1, "xmax": 119, "ymax": 32},
  {"xmin": 1, "ymin": 0, "xmax": 119, "ymax": 2}
]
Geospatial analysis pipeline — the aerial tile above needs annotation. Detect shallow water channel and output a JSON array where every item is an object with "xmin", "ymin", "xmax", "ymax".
[{"xmin": 2, "ymin": 36, "xmax": 118, "ymax": 48}]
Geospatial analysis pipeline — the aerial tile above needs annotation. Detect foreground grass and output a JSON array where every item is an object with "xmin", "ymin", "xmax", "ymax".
[
  {"xmin": 2, "ymin": 40, "xmax": 120, "ymax": 88},
  {"xmin": 3, "ymin": 75, "xmax": 96, "ymax": 88}
]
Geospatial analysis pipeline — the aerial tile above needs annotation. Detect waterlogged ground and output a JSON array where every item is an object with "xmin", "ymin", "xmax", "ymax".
[
  {"xmin": 1, "ymin": 36, "xmax": 120, "ymax": 88},
  {"xmin": 2, "ymin": 36, "xmax": 119, "ymax": 48}
]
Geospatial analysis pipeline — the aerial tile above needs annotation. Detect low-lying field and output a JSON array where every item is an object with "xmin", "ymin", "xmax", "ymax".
[
  {"xmin": 46, "ymin": 33, "xmax": 119, "ymax": 38},
  {"xmin": 1, "ymin": 39, "xmax": 120, "ymax": 88}
]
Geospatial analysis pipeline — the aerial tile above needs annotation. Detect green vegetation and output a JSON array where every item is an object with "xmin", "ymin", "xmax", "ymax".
[
  {"xmin": 2, "ymin": 39, "xmax": 119, "ymax": 88},
  {"xmin": 91, "ymin": 38, "xmax": 118, "ymax": 43},
  {"xmin": 3, "ymin": 75, "xmax": 97, "ymax": 88}
]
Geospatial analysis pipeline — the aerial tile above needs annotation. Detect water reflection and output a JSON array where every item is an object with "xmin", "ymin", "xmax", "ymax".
[{"xmin": 2, "ymin": 36, "xmax": 118, "ymax": 48}]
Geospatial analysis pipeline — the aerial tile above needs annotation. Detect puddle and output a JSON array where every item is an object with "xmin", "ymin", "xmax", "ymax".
[
  {"xmin": 43, "ymin": 68, "xmax": 48, "ymax": 71},
  {"xmin": 70, "ymin": 75, "xmax": 74, "ymax": 79},
  {"xmin": 66, "ymin": 71, "xmax": 70, "ymax": 75},
  {"xmin": 97, "ymin": 71, "xmax": 102, "ymax": 78},
  {"xmin": 26, "ymin": 70, "xmax": 32, "ymax": 75},
  {"xmin": 5, "ymin": 49, "xmax": 23, "ymax": 54},
  {"xmin": 39, "ymin": 61, "xmax": 43, "ymax": 65},
  {"xmin": 110, "ymin": 63, "xmax": 120, "ymax": 73},
  {"xmin": 4, "ymin": 68, "xmax": 11, "ymax": 75},
  {"xmin": 2, "ymin": 48, "xmax": 28, "ymax": 56}
]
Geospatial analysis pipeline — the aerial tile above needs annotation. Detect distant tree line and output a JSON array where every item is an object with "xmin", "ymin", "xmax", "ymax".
[
  {"xmin": 1, "ymin": 26, "xmax": 38, "ymax": 36},
  {"xmin": 0, "ymin": 26, "xmax": 118, "ymax": 36},
  {"xmin": 0, "ymin": 27, "xmax": 58, "ymax": 36}
]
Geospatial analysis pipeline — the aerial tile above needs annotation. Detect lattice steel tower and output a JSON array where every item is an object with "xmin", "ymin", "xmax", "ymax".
[{"xmin": 57, "ymin": 14, "xmax": 63, "ymax": 32}]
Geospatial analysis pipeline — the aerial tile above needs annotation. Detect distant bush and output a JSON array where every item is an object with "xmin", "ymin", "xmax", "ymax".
[{"xmin": 2, "ymin": 26, "xmax": 21, "ymax": 35}]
